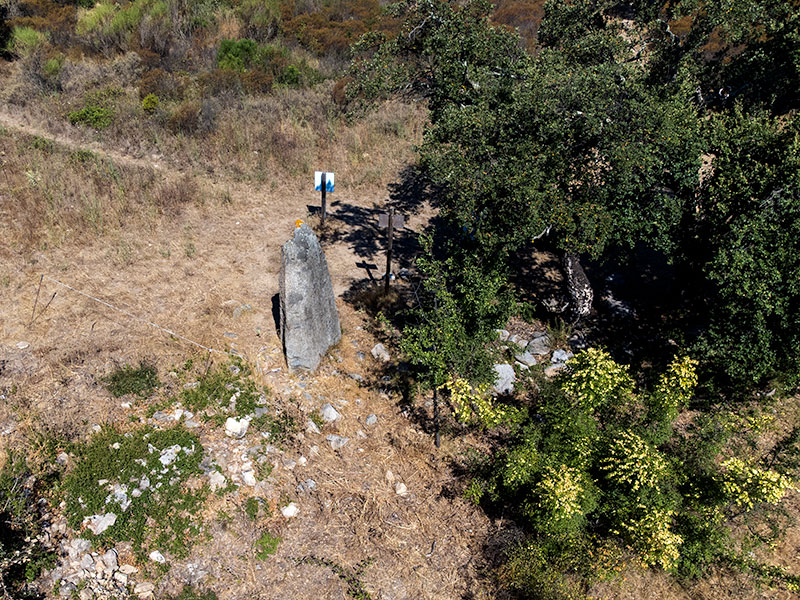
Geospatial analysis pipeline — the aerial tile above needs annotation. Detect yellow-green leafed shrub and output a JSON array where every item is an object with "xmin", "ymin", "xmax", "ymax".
[
  {"xmin": 599, "ymin": 430, "xmax": 669, "ymax": 492},
  {"xmin": 141, "ymin": 92, "xmax": 159, "ymax": 113},
  {"xmin": 649, "ymin": 355, "xmax": 698, "ymax": 418},
  {"xmin": 9, "ymin": 26, "xmax": 48, "ymax": 57},
  {"xmin": 532, "ymin": 465, "xmax": 585, "ymax": 524},
  {"xmin": 718, "ymin": 458, "xmax": 794, "ymax": 509},
  {"xmin": 616, "ymin": 510, "xmax": 683, "ymax": 571},
  {"xmin": 561, "ymin": 348, "xmax": 634, "ymax": 412},
  {"xmin": 440, "ymin": 376, "xmax": 520, "ymax": 428}
]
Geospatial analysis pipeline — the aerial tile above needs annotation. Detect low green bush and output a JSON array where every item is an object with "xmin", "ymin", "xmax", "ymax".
[
  {"xmin": 142, "ymin": 92, "xmax": 159, "ymax": 113},
  {"xmin": 63, "ymin": 425, "xmax": 206, "ymax": 560},
  {"xmin": 102, "ymin": 361, "xmax": 160, "ymax": 398},
  {"xmin": 255, "ymin": 531, "xmax": 281, "ymax": 559},
  {"xmin": 9, "ymin": 26, "xmax": 48, "ymax": 58},
  {"xmin": 68, "ymin": 104, "xmax": 113, "ymax": 129}
]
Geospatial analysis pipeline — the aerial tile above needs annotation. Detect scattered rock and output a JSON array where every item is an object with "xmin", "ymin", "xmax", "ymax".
[
  {"xmin": 56, "ymin": 452, "xmax": 69, "ymax": 466},
  {"xmin": 242, "ymin": 470, "xmax": 257, "ymax": 486},
  {"xmin": 15, "ymin": 341, "xmax": 30, "ymax": 349},
  {"xmin": 207, "ymin": 471, "xmax": 227, "ymax": 492},
  {"xmin": 225, "ymin": 417, "xmax": 250, "ymax": 438},
  {"xmin": 348, "ymin": 372, "xmax": 364, "ymax": 382},
  {"xmin": 119, "ymin": 564, "xmax": 138, "ymax": 575},
  {"xmin": 306, "ymin": 419, "xmax": 321, "ymax": 434},
  {"xmin": 326, "ymin": 434, "xmax": 349, "ymax": 450},
  {"xmin": 83, "ymin": 513, "xmax": 117, "ymax": 535},
  {"xmin": 281, "ymin": 502, "xmax": 299, "ymax": 518},
  {"xmin": 514, "ymin": 351, "xmax": 537, "ymax": 367},
  {"xmin": 152, "ymin": 411, "xmax": 172, "ymax": 423},
  {"xmin": 356, "ymin": 351, "xmax": 366, "ymax": 361},
  {"xmin": 159, "ymin": 445, "xmax": 181, "ymax": 466},
  {"xmin": 495, "ymin": 329, "xmax": 510, "ymax": 342},
  {"xmin": 70, "ymin": 538, "xmax": 91, "ymax": 554},
  {"xmin": 282, "ymin": 458, "xmax": 297, "ymax": 470},
  {"xmin": 371, "ymin": 343, "xmax": 390, "ymax": 362},
  {"xmin": 80, "ymin": 554, "xmax": 94, "ymax": 571},
  {"xmin": 320, "ymin": 403, "xmax": 340, "ymax": 422},
  {"xmin": 297, "ymin": 479, "xmax": 317, "ymax": 493},
  {"xmin": 102, "ymin": 549, "xmax": 118, "ymax": 571},
  {"xmin": 148, "ymin": 550, "xmax": 165, "ymax": 564},
  {"xmin": 280, "ymin": 223, "xmax": 342, "ymax": 372},
  {"xmin": 134, "ymin": 582, "xmax": 155, "ymax": 595},
  {"xmin": 114, "ymin": 572, "xmax": 128, "ymax": 585},
  {"xmin": 385, "ymin": 470, "xmax": 395, "ymax": 484},
  {"xmin": 527, "ymin": 334, "xmax": 551, "ymax": 356},
  {"xmin": 551, "ymin": 349, "xmax": 574, "ymax": 363},
  {"xmin": 395, "ymin": 483, "xmax": 408, "ymax": 496},
  {"xmin": 365, "ymin": 414, "xmax": 378, "ymax": 426},
  {"xmin": 492, "ymin": 364, "xmax": 516, "ymax": 395}
]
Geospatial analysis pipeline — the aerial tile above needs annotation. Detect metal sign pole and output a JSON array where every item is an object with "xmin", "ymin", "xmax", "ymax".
[
  {"xmin": 384, "ymin": 207, "xmax": 395, "ymax": 293},
  {"xmin": 320, "ymin": 172, "xmax": 327, "ymax": 226}
]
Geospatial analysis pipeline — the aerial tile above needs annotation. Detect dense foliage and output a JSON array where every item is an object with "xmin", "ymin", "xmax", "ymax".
[{"xmin": 351, "ymin": 0, "xmax": 800, "ymax": 390}]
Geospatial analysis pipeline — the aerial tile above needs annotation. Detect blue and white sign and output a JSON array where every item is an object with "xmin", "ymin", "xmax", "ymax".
[{"xmin": 314, "ymin": 171, "xmax": 335, "ymax": 192}]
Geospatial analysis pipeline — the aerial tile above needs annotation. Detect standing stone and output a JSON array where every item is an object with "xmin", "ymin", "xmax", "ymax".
[
  {"xmin": 563, "ymin": 253, "xmax": 593, "ymax": 320},
  {"xmin": 280, "ymin": 223, "xmax": 341, "ymax": 372}
]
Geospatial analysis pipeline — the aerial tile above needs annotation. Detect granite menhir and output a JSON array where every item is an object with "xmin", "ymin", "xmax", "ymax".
[{"xmin": 279, "ymin": 223, "xmax": 341, "ymax": 372}]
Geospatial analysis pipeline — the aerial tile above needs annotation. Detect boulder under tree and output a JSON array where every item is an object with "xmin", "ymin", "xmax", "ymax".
[
  {"xmin": 279, "ymin": 223, "xmax": 341, "ymax": 372},
  {"xmin": 562, "ymin": 252, "xmax": 593, "ymax": 321}
]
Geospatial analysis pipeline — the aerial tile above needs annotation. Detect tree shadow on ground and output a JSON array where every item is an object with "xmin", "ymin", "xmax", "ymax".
[{"xmin": 318, "ymin": 164, "xmax": 438, "ymax": 268}]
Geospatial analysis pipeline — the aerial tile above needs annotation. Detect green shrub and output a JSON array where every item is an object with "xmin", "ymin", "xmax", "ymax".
[
  {"xmin": 76, "ymin": 2, "xmax": 116, "ymax": 36},
  {"xmin": 218, "ymin": 38, "xmax": 259, "ymax": 71},
  {"xmin": 255, "ymin": 531, "xmax": 281, "ymax": 559},
  {"xmin": 42, "ymin": 54, "xmax": 64, "ymax": 79},
  {"xmin": 63, "ymin": 426, "xmax": 206, "ymax": 560},
  {"xmin": 142, "ymin": 92, "xmax": 159, "ymax": 113},
  {"xmin": 180, "ymin": 359, "xmax": 263, "ymax": 415},
  {"xmin": 245, "ymin": 497, "xmax": 259, "ymax": 520},
  {"xmin": 9, "ymin": 26, "xmax": 48, "ymax": 57},
  {"xmin": 68, "ymin": 104, "xmax": 114, "ymax": 129},
  {"xmin": 102, "ymin": 361, "xmax": 160, "ymax": 398}
]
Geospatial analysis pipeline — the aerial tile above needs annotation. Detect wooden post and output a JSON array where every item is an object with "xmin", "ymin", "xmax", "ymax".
[
  {"xmin": 30, "ymin": 274, "xmax": 43, "ymax": 326},
  {"xmin": 433, "ymin": 387, "xmax": 440, "ymax": 448},
  {"xmin": 384, "ymin": 207, "xmax": 395, "ymax": 293},
  {"xmin": 320, "ymin": 172, "xmax": 327, "ymax": 226}
]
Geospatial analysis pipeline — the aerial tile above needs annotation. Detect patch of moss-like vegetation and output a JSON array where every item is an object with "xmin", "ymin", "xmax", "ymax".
[{"xmin": 63, "ymin": 425, "xmax": 206, "ymax": 561}]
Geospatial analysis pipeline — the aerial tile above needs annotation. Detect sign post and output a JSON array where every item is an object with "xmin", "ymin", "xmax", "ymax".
[
  {"xmin": 377, "ymin": 208, "xmax": 405, "ymax": 294},
  {"xmin": 314, "ymin": 171, "xmax": 334, "ymax": 226}
]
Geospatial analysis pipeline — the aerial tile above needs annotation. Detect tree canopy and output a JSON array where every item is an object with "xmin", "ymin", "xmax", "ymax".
[{"xmin": 351, "ymin": 0, "xmax": 800, "ymax": 389}]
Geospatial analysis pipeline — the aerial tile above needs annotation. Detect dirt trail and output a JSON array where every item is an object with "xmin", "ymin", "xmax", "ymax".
[{"xmin": 0, "ymin": 106, "xmax": 170, "ymax": 175}]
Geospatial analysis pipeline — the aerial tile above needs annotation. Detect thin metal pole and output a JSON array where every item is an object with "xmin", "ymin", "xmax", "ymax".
[
  {"xmin": 384, "ymin": 207, "xmax": 394, "ymax": 294},
  {"xmin": 321, "ymin": 172, "xmax": 327, "ymax": 226}
]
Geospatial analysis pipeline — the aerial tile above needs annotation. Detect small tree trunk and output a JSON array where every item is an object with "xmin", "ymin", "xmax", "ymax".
[{"xmin": 562, "ymin": 252, "xmax": 593, "ymax": 321}]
